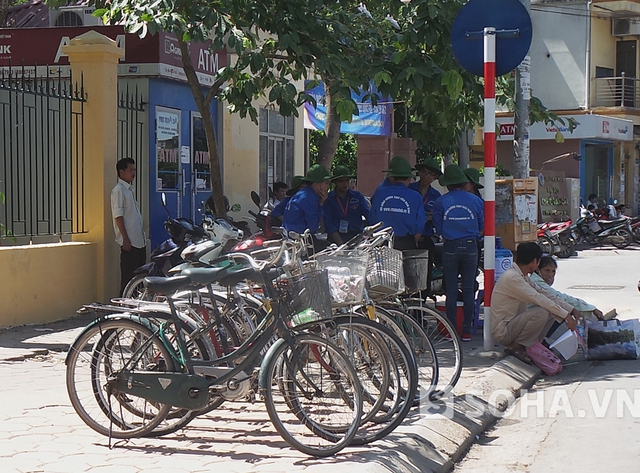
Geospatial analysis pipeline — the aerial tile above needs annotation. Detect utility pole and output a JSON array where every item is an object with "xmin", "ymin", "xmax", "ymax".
[{"xmin": 513, "ymin": 0, "xmax": 531, "ymax": 178}]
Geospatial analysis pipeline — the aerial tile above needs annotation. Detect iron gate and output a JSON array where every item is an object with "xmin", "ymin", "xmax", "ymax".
[{"xmin": 0, "ymin": 65, "xmax": 86, "ymax": 244}]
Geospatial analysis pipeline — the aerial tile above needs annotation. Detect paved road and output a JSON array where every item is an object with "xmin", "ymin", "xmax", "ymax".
[
  {"xmin": 455, "ymin": 244, "xmax": 640, "ymax": 472},
  {"xmin": 2, "ymin": 245, "xmax": 637, "ymax": 472}
]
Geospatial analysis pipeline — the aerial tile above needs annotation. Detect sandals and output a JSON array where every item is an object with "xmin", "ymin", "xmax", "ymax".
[{"xmin": 504, "ymin": 348, "xmax": 532, "ymax": 364}]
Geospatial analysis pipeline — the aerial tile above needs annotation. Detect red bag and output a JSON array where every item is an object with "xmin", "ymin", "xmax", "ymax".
[{"xmin": 525, "ymin": 341, "xmax": 563, "ymax": 376}]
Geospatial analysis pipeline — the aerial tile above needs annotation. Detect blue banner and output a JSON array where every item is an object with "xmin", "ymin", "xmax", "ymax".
[{"xmin": 303, "ymin": 83, "xmax": 393, "ymax": 137}]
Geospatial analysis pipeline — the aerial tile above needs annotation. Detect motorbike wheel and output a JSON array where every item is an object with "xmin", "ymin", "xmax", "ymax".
[
  {"xmin": 537, "ymin": 236, "xmax": 554, "ymax": 256},
  {"xmin": 122, "ymin": 272, "xmax": 157, "ymax": 300},
  {"xmin": 632, "ymin": 226, "xmax": 640, "ymax": 244},
  {"xmin": 610, "ymin": 228, "xmax": 632, "ymax": 249},
  {"xmin": 555, "ymin": 239, "xmax": 575, "ymax": 259}
]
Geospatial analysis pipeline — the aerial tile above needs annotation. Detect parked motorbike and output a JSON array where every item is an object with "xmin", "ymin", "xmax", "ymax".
[
  {"xmin": 571, "ymin": 211, "xmax": 632, "ymax": 248},
  {"xmin": 232, "ymin": 191, "xmax": 281, "ymax": 254},
  {"xmin": 537, "ymin": 221, "xmax": 575, "ymax": 258},
  {"xmin": 629, "ymin": 216, "xmax": 640, "ymax": 243},
  {"xmin": 122, "ymin": 194, "xmax": 244, "ymax": 299}
]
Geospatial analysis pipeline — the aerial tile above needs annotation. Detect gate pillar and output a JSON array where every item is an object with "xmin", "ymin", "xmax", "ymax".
[{"xmin": 64, "ymin": 31, "xmax": 124, "ymax": 302}]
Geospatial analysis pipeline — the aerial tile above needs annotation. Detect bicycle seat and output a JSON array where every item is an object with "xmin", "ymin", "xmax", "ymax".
[
  {"xmin": 143, "ymin": 275, "xmax": 192, "ymax": 294},
  {"xmin": 181, "ymin": 267, "xmax": 228, "ymax": 285}
]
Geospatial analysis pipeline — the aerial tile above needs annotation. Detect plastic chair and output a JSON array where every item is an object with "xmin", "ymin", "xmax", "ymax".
[{"xmin": 473, "ymin": 289, "xmax": 484, "ymax": 334}]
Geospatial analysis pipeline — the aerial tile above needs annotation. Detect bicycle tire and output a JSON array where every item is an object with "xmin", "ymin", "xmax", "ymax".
[
  {"xmin": 66, "ymin": 318, "xmax": 173, "ymax": 438},
  {"xmin": 316, "ymin": 320, "xmax": 391, "ymax": 426},
  {"xmin": 404, "ymin": 305, "xmax": 463, "ymax": 399},
  {"xmin": 262, "ymin": 334, "xmax": 363, "ymax": 457},
  {"xmin": 330, "ymin": 316, "xmax": 418, "ymax": 445},
  {"xmin": 374, "ymin": 307, "xmax": 439, "ymax": 402}
]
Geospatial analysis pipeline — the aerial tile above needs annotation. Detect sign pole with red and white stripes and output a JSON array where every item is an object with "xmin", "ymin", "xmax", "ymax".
[{"xmin": 483, "ymin": 27, "xmax": 496, "ymax": 352}]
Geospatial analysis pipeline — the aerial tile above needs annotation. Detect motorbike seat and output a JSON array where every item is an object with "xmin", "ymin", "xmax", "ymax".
[
  {"xmin": 599, "ymin": 218, "xmax": 626, "ymax": 226},
  {"xmin": 143, "ymin": 275, "xmax": 192, "ymax": 294},
  {"xmin": 181, "ymin": 267, "xmax": 228, "ymax": 286}
]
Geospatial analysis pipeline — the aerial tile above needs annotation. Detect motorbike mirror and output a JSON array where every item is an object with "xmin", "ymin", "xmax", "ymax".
[
  {"xmin": 161, "ymin": 193, "xmax": 171, "ymax": 217},
  {"xmin": 250, "ymin": 191, "xmax": 261, "ymax": 208},
  {"xmin": 230, "ymin": 203, "xmax": 241, "ymax": 213}
]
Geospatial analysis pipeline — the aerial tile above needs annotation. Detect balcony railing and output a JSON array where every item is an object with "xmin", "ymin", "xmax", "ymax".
[{"xmin": 593, "ymin": 73, "xmax": 640, "ymax": 108}]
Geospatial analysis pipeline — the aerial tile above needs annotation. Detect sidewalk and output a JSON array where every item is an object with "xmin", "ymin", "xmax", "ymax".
[{"xmin": 0, "ymin": 314, "xmax": 540, "ymax": 473}]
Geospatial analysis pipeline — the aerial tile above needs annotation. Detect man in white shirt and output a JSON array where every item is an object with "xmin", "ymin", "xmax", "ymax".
[{"xmin": 111, "ymin": 158, "xmax": 146, "ymax": 295}]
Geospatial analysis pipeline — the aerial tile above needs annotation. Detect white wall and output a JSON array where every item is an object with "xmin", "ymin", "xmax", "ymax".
[{"xmin": 530, "ymin": 1, "xmax": 589, "ymax": 110}]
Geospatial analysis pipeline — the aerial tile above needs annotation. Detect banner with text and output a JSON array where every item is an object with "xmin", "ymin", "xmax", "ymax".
[{"xmin": 303, "ymin": 82, "xmax": 392, "ymax": 136}]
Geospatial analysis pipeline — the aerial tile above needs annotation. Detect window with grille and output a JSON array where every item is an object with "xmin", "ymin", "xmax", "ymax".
[{"xmin": 259, "ymin": 107, "xmax": 294, "ymax": 202}]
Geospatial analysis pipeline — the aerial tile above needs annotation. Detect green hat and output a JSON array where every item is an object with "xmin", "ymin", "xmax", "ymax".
[
  {"xmin": 331, "ymin": 165, "xmax": 356, "ymax": 181},
  {"xmin": 415, "ymin": 158, "xmax": 442, "ymax": 177},
  {"xmin": 463, "ymin": 167, "xmax": 484, "ymax": 189},
  {"xmin": 286, "ymin": 175, "xmax": 305, "ymax": 196},
  {"xmin": 383, "ymin": 156, "xmax": 415, "ymax": 178},
  {"xmin": 438, "ymin": 164, "xmax": 469, "ymax": 186},
  {"xmin": 302, "ymin": 164, "xmax": 332, "ymax": 183}
]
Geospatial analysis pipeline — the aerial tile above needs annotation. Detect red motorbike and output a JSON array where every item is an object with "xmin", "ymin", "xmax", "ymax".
[{"xmin": 537, "ymin": 220, "xmax": 575, "ymax": 258}]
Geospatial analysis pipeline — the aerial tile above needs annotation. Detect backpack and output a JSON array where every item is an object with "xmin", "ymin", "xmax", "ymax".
[{"xmin": 525, "ymin": 341, "xmax": 563, "ymax": 376}]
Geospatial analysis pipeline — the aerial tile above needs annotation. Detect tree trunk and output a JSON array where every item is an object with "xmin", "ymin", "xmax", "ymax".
[
  {"xmin": 178, "ymin": 37, "xmax": 227, "ymax": 218},
  {"xmin": 0, "ymin": 0, "xmax": 13, "ymax": 27},
  {"xmin": 316, "ymin": 89, "xmax": 341, "ymax": 171}
]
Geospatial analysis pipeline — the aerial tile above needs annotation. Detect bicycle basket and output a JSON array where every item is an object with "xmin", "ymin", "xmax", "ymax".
[
  {"xmin": 402, "ymin": 249, "xmax": 429, "ymax": 293},
  {"xmin": 365, "ymin": 246, "xmax": 405, "ymax": 295},
  {"xmin": 277, "ymin": 269, "xmax": 333, "ymax": 328},
  {"xmin": 315, "ymin": 251, "xmax": 370, "ymax": 306}
]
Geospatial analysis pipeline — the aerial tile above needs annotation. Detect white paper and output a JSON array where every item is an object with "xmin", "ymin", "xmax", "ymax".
[{"xmin": 549, "ymin": 330, "xmax": 578, "ymax": 360}]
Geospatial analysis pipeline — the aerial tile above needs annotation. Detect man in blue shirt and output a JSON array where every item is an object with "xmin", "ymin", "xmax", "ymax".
[
  {"xmin": 432, "ymin": 164, "xmax": 484, "ymax": 342},
  {"xmin": 270, "ymin": 175, "xmax": 305, "ymax": 221},
  {"xmin": 370, "ymin": 157, "xmax": 425, "ymax": 250},
  {"xmin": 409, "ymin": 158, "xmax": 442, "ymax": 240},
  {"xmin": 324, "ymin": 165, "xmax": 370, "ymax": 245},
  {"xmin": 282, "ymin": 165, "xmax": 332, "ymax": 238}
]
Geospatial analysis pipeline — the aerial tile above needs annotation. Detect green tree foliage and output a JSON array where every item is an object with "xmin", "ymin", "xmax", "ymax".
[{"xmin": 309, "ymin": 131, "xmax": 357, "ymax": 173}]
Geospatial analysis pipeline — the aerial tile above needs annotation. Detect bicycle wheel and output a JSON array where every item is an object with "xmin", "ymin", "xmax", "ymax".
[
  {"xmin": 368, "ymin": 306, "xmax": 438, "ymax": 402},
  {"xmin": 141, "ymin": 314, "xmax": 225, "ymax": 437},
  {"xmin": 122, "ymin": 273, "xmax": 159, "ymax": 301},
  {"xmin": 262, "ymin": 334, "xmax": 362, "ymax": 457},
  {"xmin": 405, "ymin": 305, "xmax": 463, "ymax": 399},
  {"xmin": 320, "ymin": 320, "xmax": 391, "ymax": 426},
  {"xmin": 66, "ymin": 318, "xmax": 173, "ymax": 438},
  {"xmin": 330, "ymin": 316, "xmax": 418, "ymax": 445}
]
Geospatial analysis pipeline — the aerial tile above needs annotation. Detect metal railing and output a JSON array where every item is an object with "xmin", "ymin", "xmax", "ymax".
[
  {"xmin": 593, "ymin": 73, "xmax": 640, "ymax": 108},
  {"xmin": 0, "ymin": 64, "xmax": 86, "ymax": 244}
]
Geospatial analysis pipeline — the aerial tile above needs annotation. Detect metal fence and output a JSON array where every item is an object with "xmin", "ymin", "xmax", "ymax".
[
  {"xmin": 0, "ymin": 65, "xmax": 86, "ymax": 243},
  {"xmin": 593, "ymin": 74, "xmax": 639, "ymax": 108},
  {"xmin": 117, "ymin": 84, "xmax": 147, "ymax": 218}
]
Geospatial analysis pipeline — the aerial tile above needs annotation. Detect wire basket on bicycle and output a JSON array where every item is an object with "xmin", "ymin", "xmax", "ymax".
[
  {"xmin": 315, "ymin": 250, "xmax": 369, "ymax": 306},
  {"xmin": 274, "ymin": 269, "xmax": 333, "ymax": 328}
]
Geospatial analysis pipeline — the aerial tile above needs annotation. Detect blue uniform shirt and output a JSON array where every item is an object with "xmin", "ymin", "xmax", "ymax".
[
  {"xmin": 270, "ymin": 196, "xmax": 289, "ymax": 219},
  {"xmin": 370, "ymin": 183, "xmax": 426, "ymax": 237},
  {"xmin": 432, "ymin": 189, "xmax": 484, "ymax": 241},
  {"xmin": 323, "ymin": 189, "xmax": 370, "ymax": 235},
  {"xmin": 408, "ymin": 182, "xmax": 441, "ymax": 236},
  {"xmin": 282, "ymin": 186, "xmax": 323, "ymax": 234}
]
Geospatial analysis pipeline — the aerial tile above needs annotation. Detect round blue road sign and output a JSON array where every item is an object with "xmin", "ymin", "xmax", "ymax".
[{"xmin": 451, "ymin": 0, "xmax": 532, "ymax": 77}]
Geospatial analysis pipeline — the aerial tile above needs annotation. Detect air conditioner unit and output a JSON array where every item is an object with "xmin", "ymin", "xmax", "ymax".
[
  {"xmin": 612, "ymin": 18, "xmax": 640, "ymax": 37},
  {"xmin": 49, "ymin": 6, "xmax": 103, "ymax": 27}
]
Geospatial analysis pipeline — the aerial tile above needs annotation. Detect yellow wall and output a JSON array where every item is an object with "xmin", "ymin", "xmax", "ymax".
[
  {"xmin": 0, "ymin": 31, "xmax": 123, "ymax": 328},
  {"xmin": 0, "ymin": 243, "xmax": 96, "ymax": 328},
  {"xmin": 222, "ymin": 95, "xmax": 306, "ymax": 215}
]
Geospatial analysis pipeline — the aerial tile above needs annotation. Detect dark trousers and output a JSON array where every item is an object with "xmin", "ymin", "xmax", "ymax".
[
  {"xmin": 120, "ymin": 246, "xmax": 146, "ymax": 296},
  {"xmin": 393, "ymin": 235, "xmax": 417, "ymax": 251},
  {"xmin": 442, "ymin": 238, "xmax": 477, "ymax": 333}
]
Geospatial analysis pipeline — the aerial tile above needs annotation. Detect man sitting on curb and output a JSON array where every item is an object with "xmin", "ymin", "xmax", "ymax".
[{"xmin": 491, "ymin": 242, "xmax": 581, "ymax": 363}]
